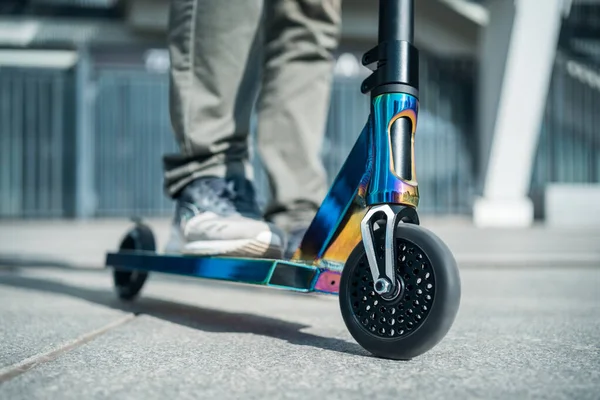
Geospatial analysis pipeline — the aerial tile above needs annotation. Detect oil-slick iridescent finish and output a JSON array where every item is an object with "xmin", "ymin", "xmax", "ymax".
[
  {"xmin": 106, "ymin": 251, "xmax": 341, "ymax": 294},
  {"xmin": 293, "ymin": 93, "xmax": 420, "ymax": 273},
  {"xmin": 367, "ymin": 93, "xmax": 419, "ymax": 207},
  {"xmin": 105, "ymin": 93, "xmax": 419, "ymax": 296}
]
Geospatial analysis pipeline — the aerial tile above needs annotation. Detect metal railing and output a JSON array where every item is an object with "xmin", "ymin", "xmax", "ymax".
[
  {"xmin": 88, "ymin": 52, "xmax": 475, "ymax": 218},
  {"xmin": 0, "ymin": 50, "xmax": 525, "ymax": 219},
  {"xmin": 0, "ymin": 67, "xmax": 73, "ymax": 218},
  {"xmin": 93, "ymin": 68, "xmax": 176, "ymax": 217},
  {"xmin": 4, "ymin": 50, "xmax": 598, "ymax": 220}
]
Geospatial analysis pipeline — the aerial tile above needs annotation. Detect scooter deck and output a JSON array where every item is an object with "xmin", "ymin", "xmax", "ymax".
[{"xmin": 105, "ymin": 251, "xmax": 342, "ymax": 295}]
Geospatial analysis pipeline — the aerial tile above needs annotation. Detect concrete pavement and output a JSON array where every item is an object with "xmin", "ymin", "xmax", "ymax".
[{"xmin": 0, "ymin": 264, "xmax": 599, "ymax": 399}]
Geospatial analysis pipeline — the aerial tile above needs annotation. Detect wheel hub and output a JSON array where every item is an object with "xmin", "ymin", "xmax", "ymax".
[
  {"xmin": 348, "ymin": 238, "xmax": 435, "ymax": 339},
  {"xmin": 374, "ymin": 278, "xmax": 392, "ymax": 295}
]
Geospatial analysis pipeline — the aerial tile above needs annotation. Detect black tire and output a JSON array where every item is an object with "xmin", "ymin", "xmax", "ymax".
[
  {"xmin": 339, "ymin": 223, "xmax": 461, "ymax": 360},
  {"xmin": 112, "ymin": 223, "xmax": 155, "ymax": 301}
]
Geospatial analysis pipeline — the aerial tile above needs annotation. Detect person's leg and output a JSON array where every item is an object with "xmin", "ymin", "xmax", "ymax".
[
  {"xmin": 164, "ymin": 0, "xmax": 284, "ymax": 257},
  {"xmin": 165, "ymin": 0, "xmax": 261, "ymax": 192},
  {"xmin": 257, "ymin": 0, "xmax": 342, "ymax": 243}
]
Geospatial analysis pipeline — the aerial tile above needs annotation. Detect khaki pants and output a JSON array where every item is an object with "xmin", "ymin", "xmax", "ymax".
[{"xmin": 163, "ymin": 0, "xmax": 342, "ymax": 231}]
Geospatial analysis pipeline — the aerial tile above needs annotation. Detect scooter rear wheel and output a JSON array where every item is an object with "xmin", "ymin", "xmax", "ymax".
[
  {"xmin": 339, "ymin": 223, "xmax": 461, "ymax": 360},
  {"xmin": 112, "ymin": 223, "xmax": 155, "ymax": 301}
]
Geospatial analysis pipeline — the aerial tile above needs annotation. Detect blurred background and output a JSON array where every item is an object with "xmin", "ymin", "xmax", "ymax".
[
  {"xmin": 1, "ymin": 3, "xmax": 599, "ymax": 394},
  {"xmin": 0, "ymin": 0, "xmax": 598, "ymax": 227}
]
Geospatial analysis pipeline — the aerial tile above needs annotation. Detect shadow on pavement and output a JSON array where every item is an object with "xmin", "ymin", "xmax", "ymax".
[
  {"xmin": 0, "ymin": 272, "xmax": 370, "ymax": 358},
  {"xmin": 0, "ymin": 254, "xmax": 96, "ymax": 270}
]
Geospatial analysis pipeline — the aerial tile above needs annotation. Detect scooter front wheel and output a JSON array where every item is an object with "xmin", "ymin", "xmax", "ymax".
[{"xmin": 339, "ymin": 223, "xmax": 461, "ymax": 360}]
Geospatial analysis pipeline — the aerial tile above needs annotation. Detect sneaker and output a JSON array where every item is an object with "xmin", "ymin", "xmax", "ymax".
[{"xmin": 165, "ymin": 176, "xmax": 284, "ymax": 258}]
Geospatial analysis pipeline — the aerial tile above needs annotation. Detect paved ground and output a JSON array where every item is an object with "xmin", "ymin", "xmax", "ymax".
[
  {"xmin": 1, "ymin": 219, "xmax": 599, "ymax": 398},
  {"xmin": 0, "ymin": 262, "xmax": 599, "ymax": 399}
]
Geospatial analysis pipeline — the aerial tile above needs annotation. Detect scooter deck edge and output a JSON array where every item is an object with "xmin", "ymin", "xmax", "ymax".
[{"xmin": 105, "ymin": 251, "xmax": 341, "ymax": 295}]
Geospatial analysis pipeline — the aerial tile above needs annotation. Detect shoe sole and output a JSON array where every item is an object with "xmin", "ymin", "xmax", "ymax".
[
  {"xmin": 179, "ymin": 230, "xmax": 284, "ymax": 259},
  {"xmin": 182, "ymin": 238, "xmax": 283, "ymax": 259},
  {"xmin": 165, "ymin": 228, "xmax": 284, "ymax": 259}
]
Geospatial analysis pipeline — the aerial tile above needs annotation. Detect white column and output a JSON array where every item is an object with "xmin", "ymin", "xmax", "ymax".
[{"xmin": 474, "ymin": 0, "xmax": 565, "ymax": 227}]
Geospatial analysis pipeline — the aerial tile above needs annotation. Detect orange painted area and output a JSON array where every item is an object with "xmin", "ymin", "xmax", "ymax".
[
  {"xmin": 388, "ymin": 109, "xmax": 417, "ymax": 134},
  {"xmin": 319, "ymin": 199, "xmax": 367, "ymax": 264}
]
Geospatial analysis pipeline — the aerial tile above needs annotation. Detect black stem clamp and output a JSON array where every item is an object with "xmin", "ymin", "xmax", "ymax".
[{"xmin": 360, "ymin": 40, "xmax": 420, "ymax": 98}]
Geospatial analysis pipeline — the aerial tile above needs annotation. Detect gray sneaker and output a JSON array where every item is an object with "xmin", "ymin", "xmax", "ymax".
[{"xmin": 165, "ymin": 176, "xmax": 284, "ymax": 258}]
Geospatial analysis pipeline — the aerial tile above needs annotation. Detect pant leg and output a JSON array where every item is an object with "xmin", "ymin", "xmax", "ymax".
[
  {"xmin": 164, "ymin": 0, "xmax": 264, "ymax": 197},
  {"xmin": 257, "ymin": 0, "xmax": 342, "ymax": 232}
]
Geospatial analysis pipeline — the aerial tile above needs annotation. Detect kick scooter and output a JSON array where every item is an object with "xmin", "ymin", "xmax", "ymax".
[{"xmin": 105, "ymin": 0, "xmax": 461, "ymax": 360}]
